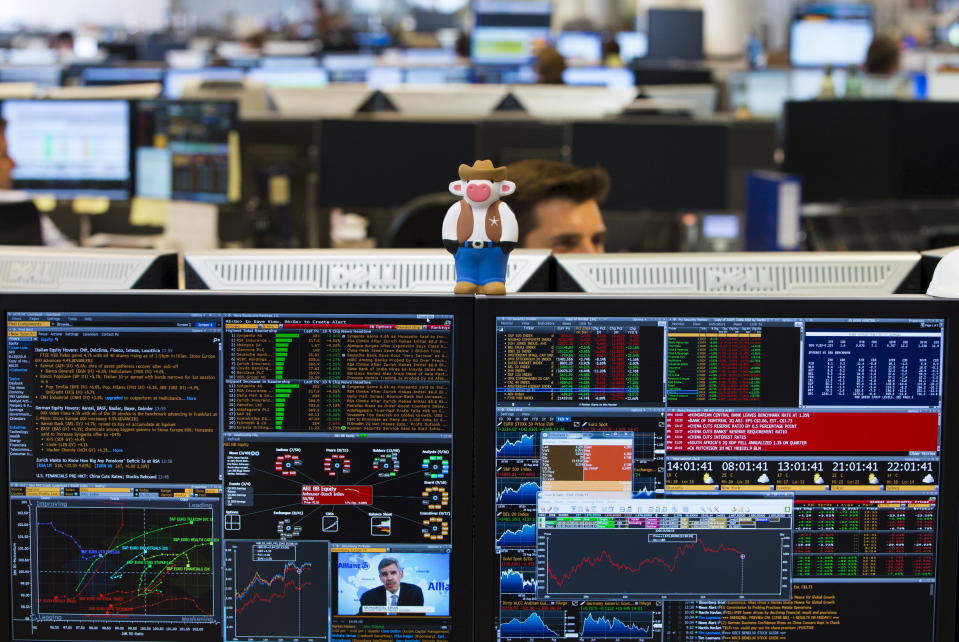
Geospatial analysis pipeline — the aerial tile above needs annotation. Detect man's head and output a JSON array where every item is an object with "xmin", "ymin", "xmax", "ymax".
[
  {"xmin": 0, "ymin": 117, "xmax": 16, "ymax": 190},
  {"xmin": 377, "ymin": 557, "xmax": 404, "ymax": 592},
  {"xmin": 504, "ymin": 159, "xmax": 609, "ymax": 253},
  {"xmin": 865, "ymin": 35, "xmax": 900, "ymax": 75}
]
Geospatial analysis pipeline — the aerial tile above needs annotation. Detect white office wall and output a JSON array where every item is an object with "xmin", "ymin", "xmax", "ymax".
[{"xmin": 0, "ymin": 0, "xmax": 169, "ymax": 31}]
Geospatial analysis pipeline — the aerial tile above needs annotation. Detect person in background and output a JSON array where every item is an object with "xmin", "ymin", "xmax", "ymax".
[
  {"xmin": 0, "ymin": 117, "xmax": 73, "ymax": 246},
  {"xmin": 863, "ymin": 35, "xmax": 910, "ymax": 98},
  {"xmin": 603, "ymin": 37, "xmax": 625, "ymax": 68},
  {"xmin": 50, "ymin": 31, "xmax": 74, "ymax": 53},
  {"xmin": 535, "ymin": 46, "xmax": 566, "ymax": 84},
  {"xmin": 504, "ymin": 159, "xmax": 609, "ymax": 254},
  {"xmin": 864, "ymin": 35, "xmax": 901, "ymax": 75}
]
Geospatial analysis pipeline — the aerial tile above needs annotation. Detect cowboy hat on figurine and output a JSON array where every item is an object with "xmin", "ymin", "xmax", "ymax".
[{"xmin": 441, "ymin": 160, "xmax": 518, "ymax": 295}]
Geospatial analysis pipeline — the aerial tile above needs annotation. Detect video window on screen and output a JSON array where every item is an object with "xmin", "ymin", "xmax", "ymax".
[{"xmin": 334, "ymin": 549, "xmax": 451, "ymax": 616}]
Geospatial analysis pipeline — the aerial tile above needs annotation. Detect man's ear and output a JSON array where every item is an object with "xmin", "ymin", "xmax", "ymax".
[
  {"xmin": 498, "ymin": 180, "xmax": 516, "ymax": 196},
  {"xmin": 449, "ymin": 180, "xmax": 465, "ymax": 196}
]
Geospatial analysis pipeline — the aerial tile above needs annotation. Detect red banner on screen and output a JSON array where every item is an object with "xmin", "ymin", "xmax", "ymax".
[
  {"xmin": 301, "ymin": 485, "xmax": 373, "ymax": 505},
  {"xmin": 665, "ymin": 411, "xmax": 939, "ymax": 452}
]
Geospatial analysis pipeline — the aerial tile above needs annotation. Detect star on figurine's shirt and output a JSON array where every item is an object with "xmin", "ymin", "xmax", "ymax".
[{"xmin": 490, "ymin": 217, "xmax": 499, "ymax": 226}]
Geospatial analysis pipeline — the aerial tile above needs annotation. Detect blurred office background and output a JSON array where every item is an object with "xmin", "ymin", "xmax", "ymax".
[{"xmin": 0, "ymin": 0, "xmax": 957, "ymax": 259}]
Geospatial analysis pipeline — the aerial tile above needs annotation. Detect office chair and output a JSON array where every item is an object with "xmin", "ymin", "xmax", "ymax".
[{"xmin": 386, "ymin": 192, "xmax": 457, "ymax": 248}]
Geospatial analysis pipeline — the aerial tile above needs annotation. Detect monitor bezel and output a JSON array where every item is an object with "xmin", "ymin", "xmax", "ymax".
[
  {"xmin": 473, "ymin": 294, "xmax": 958, "ymax": 642},
  {"xmin": 0, "ymin": 290, "xmax": 475, "ymax": 642}
]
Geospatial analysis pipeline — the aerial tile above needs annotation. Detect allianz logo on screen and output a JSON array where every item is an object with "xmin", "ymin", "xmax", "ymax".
[
  {"xmin": 329, "ymin": 265, "xmax": 401, "ymax": 289},
  {"xmin": 704, "ymin": 267, "xmax": 776, "ymax": 291}
]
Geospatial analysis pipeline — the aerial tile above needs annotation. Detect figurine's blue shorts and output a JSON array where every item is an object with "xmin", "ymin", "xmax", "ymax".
[{"xmin": 454, "ymin": 246, "xmax": 508, "ymax": 285}]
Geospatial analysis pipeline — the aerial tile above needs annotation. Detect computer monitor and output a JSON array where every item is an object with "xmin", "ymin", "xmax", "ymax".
[
  {"xmin": 556, "ymin": 31, "xmax": 603, "ymax": 63},
  {"xmin": 80, "ymin": 65, "xmax": 165, "ymax": 87},
  {"xmin": 471, "ymin": 0, "xmax": 552, "ymax": 65},
  {"xmin": 617, "ymin": 31, "xmax": 648, "ymax": 62},
  {"xmin": 474, "ymin": 294, "xmax": 958, "ymax": 641},
  {"xmin": 259, "ymin": 55, "xmax": 321, "ymax": 69},
  {"xmin": 184, "ymin": 249, "xmax": 551, "ymax": 292},
  {"xmin": 0, "ymin": 246, "xmax": 178, "ymax": 288},
  {"xmin": 403, "ymin": 66, "xmax": 472, "ymax": 85},
  {"xmin": 790, "ymin": 3, "xmax": 873, "ymax": 68},
  {"xmin": 562, "ymin": 67, "xmax": 635, "ymax": 88},
  {"xmin": 355, "ymin": 31, "xmax": 393, "ymax": 49},
  {"xmin": 0, "ymin": 65, "xmax": 62, "ymax": 89},
  {"xmin": 647, "ymin": 8, "xmax": 704, "ymax": 61},
  {"xmin": 0, "ymin": 99, "xmax": 131, "ymax": 200},
  {"xmin": 134, "ymin": 99, "xmax": 239, "ymax": 204},
  {"xmin": 553, "ymin": 251, "xmax": 923, "ymax": 294},
  {"xmin": 322, "ymin": 54, "xmax": 376, "ymax": 83},
  {"xmin": 783, "ymin": 100, "xmax": 898, "ymax": 203},
  {"xmin": 1, "ymin": 291, "xmax": 473, "ymax": 642},
  {"xmin": 246, "ymin": 67, "xmax": 330, "ymax": 88},
  {"xmin": 163, "ymin": 67, "xmax": 245, "ymax": 99}
]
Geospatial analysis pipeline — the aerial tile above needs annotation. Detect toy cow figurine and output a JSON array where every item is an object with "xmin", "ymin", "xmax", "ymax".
[{"xmin": 442, "ymin": 160, "xmax": 518, "ymax": 295}]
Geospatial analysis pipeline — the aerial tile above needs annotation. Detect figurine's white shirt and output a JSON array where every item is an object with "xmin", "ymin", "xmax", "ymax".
[{"xmin": 442, "ymin": 199, "xmax": 518, "ymax": 243}]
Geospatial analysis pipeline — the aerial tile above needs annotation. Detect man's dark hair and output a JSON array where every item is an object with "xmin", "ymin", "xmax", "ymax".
[
  {"xmin": 504, "ymin": 159, "xmax": 610, "ymax": 243},
  {"xmin": 535, "ymin": 47, "xmax": 566, "ymax": 85},
  {"xmin": 378, "ymin": 557, "xmax": 401, "ymax": 571},
  {"xmin": 864, "ymin": 36, "xmax": 900, "ymax": 75}
]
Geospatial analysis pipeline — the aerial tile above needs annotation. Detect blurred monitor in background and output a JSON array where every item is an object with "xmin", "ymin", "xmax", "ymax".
[
  {"xmin": 647, "ymin": 9, "xmax": 703, "ymax": 61},
  {"xmin": 471, "ymin": 0, "xmax": 552, "ymax": 65},
  {"xmin": 616, "ymin": 31, "xmax": 648, "ymax": 62},
  {"xmin": 0, "ymin": 99, "xmax": 130, "ymax": 200},
  {"xmin": 556, "ymin": 31, "xmax": 602, "ymax": 64},
  {"xmin": 790, "ymin": 3, "xmax": 873, "ymax": 68}
]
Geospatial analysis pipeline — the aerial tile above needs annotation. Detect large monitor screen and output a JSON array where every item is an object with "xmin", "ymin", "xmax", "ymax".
[
  {"xmin": 3, "ymin": 293, "xmax": 472, "ymax": 642},
  {"xmin": 790, "ymin": 3, "xmax": 873, "ymax": 67},
  {"xmin": 134, "ymin": 100, "xmax": 238, "ymax": 204},
  {"xmin": 0, "ymin": 99, "xmax": 131, "ymax": 199},
  {"xmin": 163, "ymin": 68, "xmax": 246, "ymax": 99},
  {"xmin": 478, "ymin": 296, "xmax": 956, "ymax": 641}
]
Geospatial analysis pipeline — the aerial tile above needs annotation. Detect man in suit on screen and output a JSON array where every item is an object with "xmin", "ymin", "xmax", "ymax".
[{"xmin": 359, "ymin": 557, "xmax": 425, "ymax": 614}]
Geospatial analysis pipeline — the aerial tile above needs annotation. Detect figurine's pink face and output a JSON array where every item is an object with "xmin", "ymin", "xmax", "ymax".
[{"xmin": 449, "ymin": 179, "xmax": 515, "ymax": 206}]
